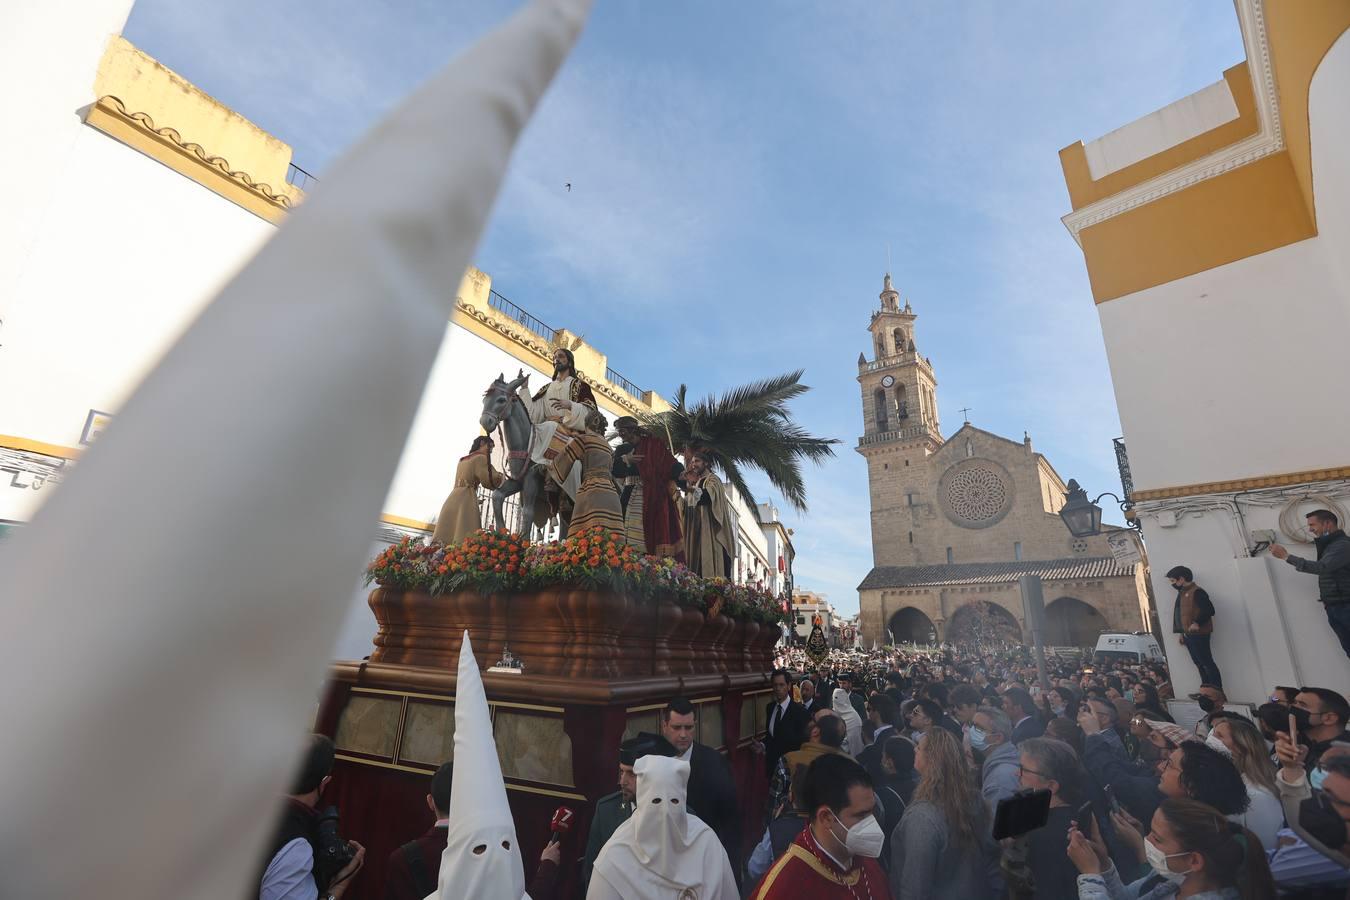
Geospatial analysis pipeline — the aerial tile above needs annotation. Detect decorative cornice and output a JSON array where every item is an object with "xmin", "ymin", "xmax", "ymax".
[
  {"xmin": 1062, "ymin": 0, "xmax": 1280, "ymax": 245},
  {"xmin": 1131, "ymin": 465, "xmax": 1350, "ymax": 503},
  {"xmin": 85, "ymin": 95, "xmax": 294, "ymax": 223},
  {"xmin": 453, "ymin": 299, "xmax": 652, "ymax": 418}
]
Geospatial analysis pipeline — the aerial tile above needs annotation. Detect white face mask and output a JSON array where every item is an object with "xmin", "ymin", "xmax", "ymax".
[
  {"xmin": 1144, "ymin": 837, "xmax": 1192, "ymax": 884},
  {"xmin": 831, "ymin": 812, "xmax": 885, "ymax": 859},
  {"xmin": 1204, "ymin": 732, "xmax": 1231, "ymax": 756}
]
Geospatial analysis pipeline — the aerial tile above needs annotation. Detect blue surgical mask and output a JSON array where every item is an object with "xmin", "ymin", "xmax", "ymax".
[
  {"xmin": 969, "ymin": 727, "xmax": 989, "ymax": 751},
  {"xmin": 1310, "ymin": 767, "xmax": 1330, "ymax": 791}
]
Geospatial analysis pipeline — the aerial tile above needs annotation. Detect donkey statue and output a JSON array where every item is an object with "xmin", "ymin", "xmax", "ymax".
[{"xmin": 478, "ymin": 372, "xmax": 576, "ymax": 539}]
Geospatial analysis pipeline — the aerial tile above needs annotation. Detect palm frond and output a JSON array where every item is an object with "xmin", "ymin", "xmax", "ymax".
[{"xmin": 638, "ymin": 370, "xmax": 838, "ymax": 513}]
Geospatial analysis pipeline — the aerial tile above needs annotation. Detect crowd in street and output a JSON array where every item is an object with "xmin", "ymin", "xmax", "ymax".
[
  {"xmin": 258, "ymin": 640, "xmax": 1350, "ymax": 900},
  {"xmin": 726, "ymin": 643, "xmax": 1350, "ymax": 899}
]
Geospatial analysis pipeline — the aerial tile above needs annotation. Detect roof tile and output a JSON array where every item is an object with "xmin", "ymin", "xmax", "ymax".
[{"xmin": 857, "ymin": 557, "xmax": 1136, "ymax": 591}]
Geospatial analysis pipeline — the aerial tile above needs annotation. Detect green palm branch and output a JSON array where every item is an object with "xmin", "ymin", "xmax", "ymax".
[{"xmin": 640, "ymin": 370, "xmax": 838, "ymax": 515}]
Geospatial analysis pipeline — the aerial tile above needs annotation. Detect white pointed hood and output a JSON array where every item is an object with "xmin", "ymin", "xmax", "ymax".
[
  {"xmin": 833, "ymin": 688, "xmax": 864, "ymax": 756},
  {"xmin": 434, "ymin": 631, "xmax": 527, "ymax": 900},
  {"xmin": 588, "ymin": 756, "xmax": 737, "ymax": 900}
]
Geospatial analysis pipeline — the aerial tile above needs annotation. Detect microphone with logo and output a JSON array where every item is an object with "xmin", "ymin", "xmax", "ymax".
[{"xmin": 549, "ymin": 806, "xmax": 575, "ymax": 846}]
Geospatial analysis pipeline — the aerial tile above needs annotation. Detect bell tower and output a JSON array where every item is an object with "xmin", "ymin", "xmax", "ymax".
[{"xmin": 856, "ymin": 274, "xmax": 942, "ymax": 566}]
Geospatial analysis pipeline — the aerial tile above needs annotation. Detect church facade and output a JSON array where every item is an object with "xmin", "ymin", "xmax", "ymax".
[{"xmin": 854, "ymin": 276, "xmax": 1150, "ymax": 648}]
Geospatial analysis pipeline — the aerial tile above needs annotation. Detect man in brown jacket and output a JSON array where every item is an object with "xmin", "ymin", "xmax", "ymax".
[{"xmin": 1167, "ymin": 565, "xmax": 1223, "ymax": 688}]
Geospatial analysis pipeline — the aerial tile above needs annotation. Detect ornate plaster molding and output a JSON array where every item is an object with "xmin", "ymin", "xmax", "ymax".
[
  {"xmin": 87, "ymin": 95, "xmax": 293, "ymax": 215},
  {"xmin": 1062, "ymin": 0, "xmax": 1280, "ymax": 245},
  {"xmin": 453, "ymin": 300, "xmax": 649, "ymax": 417}
]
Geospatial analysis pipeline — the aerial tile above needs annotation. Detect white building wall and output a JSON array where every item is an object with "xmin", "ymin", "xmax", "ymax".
[
  {"xmin": 0, "ymin": 125, "xmax": 276, "ymax": 522},
  {"xmin": 1095, "ymin": 31, "xmax": 1350, "ymax": 701},
  {"xmin": 0, "ymin": 0, "xmax": 136, "ymax": 299}
]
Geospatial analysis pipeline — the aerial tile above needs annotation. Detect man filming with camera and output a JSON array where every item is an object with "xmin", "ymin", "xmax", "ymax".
[{"xmin": 260, "ymin": 734, "xmax": 365, "ymax": 900}]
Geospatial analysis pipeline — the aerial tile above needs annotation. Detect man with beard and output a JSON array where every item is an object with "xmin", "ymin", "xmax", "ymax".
[
  {"xmin": 611, "ymin": 416, "xmax": 684, "ymax": 559},
  {"xmin": 516, "ymin": 347, "xmax": 596, "ymax": 431},
  {"xmin": 681, "ymin": 449, "xmax": 734, "ymax": 579},
  {"xmin": 515, "ymin": 348, "xmax": 596, "ymax": 527}
]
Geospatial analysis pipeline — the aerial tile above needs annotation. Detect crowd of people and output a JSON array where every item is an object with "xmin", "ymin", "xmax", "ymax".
[
  {"xmin": 257, "ymin": 642, "xmax": 1350, "ymax": 899},
  {"xmin": 732, "ymin": 644, "xmax": 1350, "ymax": 899}
]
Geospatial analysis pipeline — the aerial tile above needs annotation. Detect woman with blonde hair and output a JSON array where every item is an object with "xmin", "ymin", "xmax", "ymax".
[
  {"xmin": 1209, "ymin": 715, "xmax": 1284, "ymax": 851},
  {"xmin": 889, "ymin": 727, "xmax": 996, "ymax": 899}
]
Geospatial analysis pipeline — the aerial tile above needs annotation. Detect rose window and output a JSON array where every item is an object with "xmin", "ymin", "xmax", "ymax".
[{"xmin": 946, "ymin": 467, "xmax": 1007, "ymax": 522}]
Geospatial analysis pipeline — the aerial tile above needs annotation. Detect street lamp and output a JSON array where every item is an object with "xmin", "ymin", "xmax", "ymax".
[{"xmin": 1058, "ymin": 480, "xmax": 1103, "ymax": 537}]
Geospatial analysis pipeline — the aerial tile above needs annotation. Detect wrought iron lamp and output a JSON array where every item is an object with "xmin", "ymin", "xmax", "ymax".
[{"xmin": 1059, "ymin": 479, "xmax": 1137, "ymax": 537}]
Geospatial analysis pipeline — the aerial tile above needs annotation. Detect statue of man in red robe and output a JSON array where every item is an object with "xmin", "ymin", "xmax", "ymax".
[{"xmin": 613, "ymin": 416, "xmax": 685, "ymax": 561}]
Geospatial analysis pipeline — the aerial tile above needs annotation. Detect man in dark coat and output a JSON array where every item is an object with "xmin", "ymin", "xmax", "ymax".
[
  {"xmin": 1272, "ymin": 508, "xmax": 1350, "ymax": 659},
  {"xmin": 1002, "ymin": 686, "xmax": 1046, "ymax": 745},
  {"xmin": 662, "ymin": 697, "xmax": 742, "ymax": 881},
  {"xmin": 758, "ymin": 669, "xmax": 809, "ymax": 777},
  {"xmin": 383, "ymin": 762, "xmax": 453, "ymax": 900},
  {"xmin": 580, "ymin": 732, "xmax": 677, "ymax": 891}
]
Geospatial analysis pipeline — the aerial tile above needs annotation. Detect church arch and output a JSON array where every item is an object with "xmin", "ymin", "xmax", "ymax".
[
  {"xmin": 895, "ymin": 384, "xmax": 908, "ymax": 419},
  {"xmin": 888, "ymin": 607, "xmax": 937, "ymax": 645},
  {"xmin": 893, "ymin": 327, "xmax": 905, "ymax": 354},
  {"xmin": 1043, "ymin": 597, "xmax": 1107, "ymax": 647},
  {"xmin": 873, "ymin": 388, "xmax": 889, "ymax": 432},
  {"xmin": 946, "ymin": 600, "xmax": 1022, "ymax": 646}
]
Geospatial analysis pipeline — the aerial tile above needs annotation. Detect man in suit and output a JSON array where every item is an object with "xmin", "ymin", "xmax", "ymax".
[
  {"xmin": 799, "ymin": 678, "xmax": 820, "ymax": 716},
  {"xmin": 661, "ymin": 696, "xmax": 742, "ymax": 882},
  {"xmin": 756, "ymin": 668, "xmax": 809, "ymax": 777},
  {"xmin": 1002, "ymin": 686, "xmax": 1045, "ymax": 745},
  {"xmin": 856, "ymin": 693, "xmax": 899, "ymax": 783}
]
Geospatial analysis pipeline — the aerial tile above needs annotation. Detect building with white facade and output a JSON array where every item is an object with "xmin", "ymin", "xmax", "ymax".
[
  {"xmin": 0, "ymin": 2, "xmax": 794, "ymax": 660},
  {"xmin": 1058, "ymin": 1, "xmax": 1350, "ymax": 702}
]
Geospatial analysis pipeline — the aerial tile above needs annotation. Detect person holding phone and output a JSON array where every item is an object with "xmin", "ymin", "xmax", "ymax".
[
  {"xmin": 1068, "ymin": 798, "xmax": 1276, "ymax": 899},
  {"xmin": 1011, "ymin": 737, "xmax": 1093, "ymax": 899}
]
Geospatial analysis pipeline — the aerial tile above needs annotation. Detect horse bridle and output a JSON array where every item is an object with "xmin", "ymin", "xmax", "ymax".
[{"xmin": 483, "ymin": 382, "xmax": 534, "ymax": 473}]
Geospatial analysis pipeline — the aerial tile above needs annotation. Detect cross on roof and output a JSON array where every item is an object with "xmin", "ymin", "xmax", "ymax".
[{"xmin": 960, "ymin": 407, "xmax": 972, "ymax": 423}]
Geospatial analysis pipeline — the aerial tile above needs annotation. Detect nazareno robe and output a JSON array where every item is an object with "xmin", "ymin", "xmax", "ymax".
[{"xmin": 749, "ymin": 827, "xmax": 891, "ymax": 900}]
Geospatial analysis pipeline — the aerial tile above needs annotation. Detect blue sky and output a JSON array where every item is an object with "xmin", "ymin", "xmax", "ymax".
[{"xmin": 125, "ymin": 1, "xmax": 1245, "ymax": 615}]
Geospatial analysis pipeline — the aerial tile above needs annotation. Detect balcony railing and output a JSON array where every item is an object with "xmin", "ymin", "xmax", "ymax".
[
  {"xmin": 286, "ymin": 163, "xmax": 318, "ymax": 191},
  {"xmin": 488, "ymin": 290, "xmax": 557, "ymax": 343},
  {"xmin": 606, "ymin": 367, "xmax": 644, "ymax": 399},
  {"xmin": 1114, "ymin": 437, "xmax": 1134, "ymax": 505},
  {"xmin": 484, "ymin": 289, "xmax": 647, "ymax": 404},
  {"xmin": 858, "ymin": 423, "xmax": 933, "ymax": 446},
  {"xmin": 859, "ymin": 352, "xmax": 921, "ymax": 374}
]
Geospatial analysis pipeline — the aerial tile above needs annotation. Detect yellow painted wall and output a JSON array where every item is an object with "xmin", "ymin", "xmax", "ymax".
[
  {"xmin": 94, "ymin": 37, "xmax": 299, "ymax": 203},
  {"xmin": 1265, "ymin": 0, "xmax": 1350, "ymax": 230}
]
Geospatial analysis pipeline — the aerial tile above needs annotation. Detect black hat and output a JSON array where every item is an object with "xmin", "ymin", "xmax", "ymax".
[
  {"xmin": 613, "ymin": 416, "xmax": 640, "ymax": 430},
  {"xmin": 839, "ymin": 672, "xmax": 856, "ymax": 683},
  {"xmin": 619, "ymin": 731, "xmax": 677, "ymax": 766}
]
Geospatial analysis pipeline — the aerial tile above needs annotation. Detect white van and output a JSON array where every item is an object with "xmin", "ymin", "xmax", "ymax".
[{"xmin": 1093, "ymin": 633, "xmax": 1165, "ymax": 665}]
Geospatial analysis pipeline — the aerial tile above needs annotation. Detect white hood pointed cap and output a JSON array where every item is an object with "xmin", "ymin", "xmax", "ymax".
[
  {"xmin": 588, "ymin": 755, "xmax": 737, "ymax": 899},
  {"xmin": 433, "ymin": 631, "xmax": 527, "ymax": 900}
]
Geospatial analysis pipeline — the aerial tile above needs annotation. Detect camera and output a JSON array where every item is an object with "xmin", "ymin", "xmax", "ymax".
[{"xmin": 314, "ymin": 805, "xmax": 356, "ymax": 887}]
